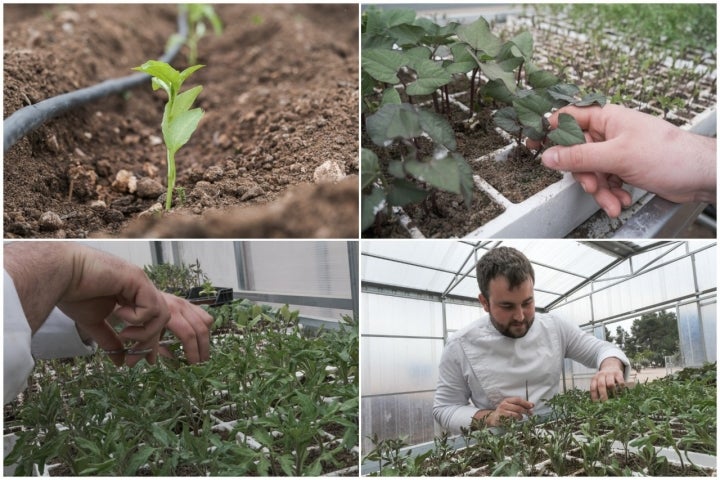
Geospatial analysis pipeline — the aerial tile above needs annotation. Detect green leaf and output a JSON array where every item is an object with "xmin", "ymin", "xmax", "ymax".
[
  {"xmin": 406, "ymin": 58, "xmax": 452, "ymax": 96},
  {"xmin": 547, "ymin": 83, "xmax": 581, "ymax": 104},
  {"xmin": 510, "ymin": 31, "xmax": 534, "ymax": 60},
  {"xmin": 164, "ymin": 108, "xmax": 204, "ymax": 154},
  {"xmin": 513, "ymin": 94, "xmax": 552, "ymax": 132},
  {"xmin": 387, "ymin": 160, "xmax": 404, "ymax": 178},
  {"xmin": 547, "ymin": 113, "xmax": 586, "ymax": 146},
  {"xmin": 481, "ymin": 79, "xmax": 514, "ymax": 104},
  {"xmin": 361, "ymin": 187, "xmax": 387, "ymax": 231},
  {"xmin": 171, "ymin": 85, "xmax": 203, "ymax": 119},
  {"xmin": 417, "ymin": 109, "xmax": 456, "ymax": 150},
  {"xmin": 476, "ymin": 60, "xmax": 517, "ymax": 93},
  {"xmin": 178, "ymin": 64, "xmax": 205, "ymax": 86},
  {"xmin": 493, "ymin": 107, "xmax": 521, "ymax": 133},
  {"xmin": 404, "ymin": 152, "xmax": 460, "ymax": 194},
  {"xmin": 134, "ymin": 60, "xmax": 179, "ymax": 88},
  {"xmin": 365, "ymin": 103, "xmax": 421, "ymax": 146},
  {"xmin": 360, "ymin": 148, "xmax": 380, "ymax": 189},
  {"xmin": 446, "ymin": 43, "xmax": 477, "ymax": 74},
  {"xmin": 527, "ymin": 70, "xmax": 560, "ymax": 89},
  {"xmin": 387, "ymin": 24, "xmax": 427, "ymax": 46},
  {"xmin": 456, "ymin": 17, "xmax": 502, "ymax": 56},
  {"xmin": 361, "ymin": 48, "xmax": 406, "ymax": 84},
  {"xmin": 575, "ymin": 92, "xmax": 607, "ymax": 107},
  {"xmin": 380, "ymin": 87, "xmax": 401, "ymax": 106},
  {"xmin": 387, "ymin": 179, "xmax": 428, "ymax": 206}
]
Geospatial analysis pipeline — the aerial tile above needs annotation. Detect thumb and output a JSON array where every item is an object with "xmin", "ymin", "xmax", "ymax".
[{"xmin": 541, "ymin": 141, "xmax": 618, "ymax": 174}]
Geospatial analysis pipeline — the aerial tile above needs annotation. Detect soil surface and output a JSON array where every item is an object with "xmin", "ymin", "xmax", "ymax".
[{"xmin": 4, "ymin": 4, "xmax": 359, "ymax": 238}]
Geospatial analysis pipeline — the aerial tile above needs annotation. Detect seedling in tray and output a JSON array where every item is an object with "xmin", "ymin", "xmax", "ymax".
[{"xmin": 133, "ymin": 60, "xmax": 205, "ymax": 210}]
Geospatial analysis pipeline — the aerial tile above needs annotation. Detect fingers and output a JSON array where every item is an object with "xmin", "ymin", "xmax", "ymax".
[
  {"xmin": 547, "ymin": 104, "xmax": 606, "ymax": 131},
  {"xmin": 164, "ymin": 294, "xmax": 213, "ymax": 364},
  {"xmin": 497, "ymin": 397, "xmax": 534, "ymax": 420},
  {"xmin": 591, "ymin": 370, "xmax": 626, "ymax": 402}
]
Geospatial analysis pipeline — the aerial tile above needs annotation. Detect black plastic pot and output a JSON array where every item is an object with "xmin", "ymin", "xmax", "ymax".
[{"xmin": 186, "ymin": 286, "xmax": 233, "ymax": 306}]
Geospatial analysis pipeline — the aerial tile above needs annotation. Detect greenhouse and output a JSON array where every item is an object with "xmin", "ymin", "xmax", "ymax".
[
  {"xmin": 361, "ymin": 240, "xmax": 717, "ymax": 476},
  {"xmin": 4, "ymin": 240, "xmax": 358, "ymax": 476}
]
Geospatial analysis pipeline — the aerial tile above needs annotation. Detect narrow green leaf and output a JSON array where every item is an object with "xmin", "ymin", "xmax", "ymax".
[
  {"xmin": 178, "ymin": 64, "xmax": 205, "ymax": 86},
  {"xmin": 547, "ymin": 113, "xmax": 586, "ymax": 146},
  {"xmin": 171, "ymin": 85, "xmax": 203, "ymax": 119}
]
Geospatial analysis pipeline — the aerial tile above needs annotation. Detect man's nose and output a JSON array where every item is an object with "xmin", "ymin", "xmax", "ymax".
[{"xmin": 512, "ymin": 305, "xmax": 524, "ymax": 321}]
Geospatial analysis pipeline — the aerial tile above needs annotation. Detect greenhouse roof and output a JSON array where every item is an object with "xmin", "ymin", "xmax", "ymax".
[{"xmin": 361, "ymin": 240, "xmax": 715, "ymax": 311}]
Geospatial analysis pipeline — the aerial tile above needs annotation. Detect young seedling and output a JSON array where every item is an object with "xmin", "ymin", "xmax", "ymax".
[
  {"xmin": 133, "ymin": 60, "xmax": 205, "ymax": 210},
  {"xmin": 167, "ymin": 4, "xmax": 223, "ymax": 66}
]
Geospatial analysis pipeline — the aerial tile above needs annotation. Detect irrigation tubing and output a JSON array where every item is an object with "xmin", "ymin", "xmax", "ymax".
[{"xmin": 3, "ymin": 9, "xmax": 188, "ymax": 153}]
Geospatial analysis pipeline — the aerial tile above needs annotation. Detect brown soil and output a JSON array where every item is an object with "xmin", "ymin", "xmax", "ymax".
[
  {"xmin": 476, "ymin": 144, "xmax": 563, "ymax": 203},
  {"xmin": 4, "ymin": 4, "xmax": 359, "ymax": 238}
]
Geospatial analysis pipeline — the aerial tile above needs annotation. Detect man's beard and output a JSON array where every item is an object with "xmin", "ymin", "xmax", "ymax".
[{"xmin": 489, "ymin": 314, "xmax": 534, "ymax": 338}]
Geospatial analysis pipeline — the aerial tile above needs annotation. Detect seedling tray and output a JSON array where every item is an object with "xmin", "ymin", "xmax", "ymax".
[
  {"xmin": 368, "ymin": 8, "xmax": 716, "ymax": 239},
  {"xmin": 186, "ymin": 286, "xmax": 234, "ymax": 306}
]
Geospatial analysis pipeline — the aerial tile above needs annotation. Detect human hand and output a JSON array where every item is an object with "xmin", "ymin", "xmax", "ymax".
[
  {"xmin": 160, "ymin": 293, "xmax": 213, "ymax": 364},
  {"xmin": 531, "ymin": 104, "xmax": 716, "ymax": 217},
  {"xmin": 476, "ymin": 397, "xmax": 534, "ymax": 427},
  {"xmin": 4, "ymin": 242, "xmax": 171, "ymax": 368},
  {"xmin": 590, "ymin": 357, "xmax": 626, "ymax": 401}
]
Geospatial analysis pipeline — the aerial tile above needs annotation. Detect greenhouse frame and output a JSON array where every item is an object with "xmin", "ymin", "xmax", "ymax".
[{"xmin": 360, "ymin": 240, "xmax": 717, "ymax": 457}]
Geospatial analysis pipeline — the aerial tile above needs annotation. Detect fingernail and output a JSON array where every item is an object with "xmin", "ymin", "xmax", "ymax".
[
  {"xmin": 541, "ymin": 149, "xmax": 558, "ymax": 168},
  {"xmin": 579, "ymin": 182, "xmax": 588, "ymax": 193}
]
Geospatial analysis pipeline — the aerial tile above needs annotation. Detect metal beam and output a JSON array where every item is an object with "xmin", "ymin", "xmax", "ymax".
[{"xmin": 233, "ymin": 290, "xmax": 353, "ymax": 310}]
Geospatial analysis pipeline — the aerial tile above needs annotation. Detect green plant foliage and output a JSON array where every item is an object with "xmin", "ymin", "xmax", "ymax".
[
  {"xmin": 133, "ymin": 61, "xmax": 205, "ymax": 210},
  {"xmin": 5, "ymin": 304, "xmax": 358, "ymax": 476},
  {"xmin": 168, "ymin": 4, "xmax": 223, "ymax": 66},
  {"xmin": 365, "ymin": 363, "xmax": 716, "ymax": 476}
]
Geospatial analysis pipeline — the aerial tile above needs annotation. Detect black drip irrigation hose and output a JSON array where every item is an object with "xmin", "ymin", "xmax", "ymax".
[{"xmin": 3, "ymin": 10, "xmax": 188, "ymax": 154}]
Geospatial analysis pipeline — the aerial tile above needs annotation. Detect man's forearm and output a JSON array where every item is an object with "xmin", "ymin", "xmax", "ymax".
[{"xmin": 4, "ymin": 242, "xmax": 73, "ymax": 333}]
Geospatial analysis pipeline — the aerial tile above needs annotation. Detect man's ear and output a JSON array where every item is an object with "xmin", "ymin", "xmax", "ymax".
[{"xmin": 478, "ymin": 294, "xmax": 490, "ymax": 312}]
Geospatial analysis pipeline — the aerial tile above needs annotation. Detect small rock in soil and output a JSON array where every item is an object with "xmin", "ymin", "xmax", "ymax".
[
  {"xmin": 89, "ymin": 200, "xmax": 107, "ymax": 209},
  {"xmin": 313, "ymin": 160, "xmax": 345, "ymax": 184},
  {"xmin": 67, "ymin": 164, "xmax": 98, "ymax": 200},
  {"xmin": 240, "ymin": 185, "xmax": 265, "ymax": 201},
  {"xmin": 203, "ymin": 166, "xmax": 224, "ymax": 182},
  {"xmin": 96, "ymin": 159, "xmax": 112, "ymax": 178},
  {"xmin": 142, "ymin": 162, "xmax": 159, "ymax": 178},
  {"xmin": 102, "ymin": 209, "xmax": 125, "ymax": 224},
  {"xmin": 136, "ymin": 178, "xmax": 165, "ymax": 199},
  {"xmin": 138, "ymin": 203, "xmax": 163, "ymax": 219},
  {"xmin": 38, "ymin": 211, "xmax": 63, "ymax": 231},
  {"xmin": 112, "ymin": 169, "xmax": 137, "ymax": 193}
]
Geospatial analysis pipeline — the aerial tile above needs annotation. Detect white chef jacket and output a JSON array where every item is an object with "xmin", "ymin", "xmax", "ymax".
[
  {"xmin": 433, "ymin": 312, "xmax": 630, "ymax": 433},
  {"xmin": 4, "ymin": 270, "xmax": 96, "ymax": 404}
]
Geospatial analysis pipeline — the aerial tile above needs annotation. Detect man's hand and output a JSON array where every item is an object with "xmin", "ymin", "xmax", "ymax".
[
  {"xmin": 474, "ymin": 397, "xmax": 534, "ymax": 427},
  {"xmin": 590, "ymin": 357, "xmax": 626, "ymax": 401},
  {"xmin": 161, "ymin": 293, "xmax": 213, "ymax": 364}
]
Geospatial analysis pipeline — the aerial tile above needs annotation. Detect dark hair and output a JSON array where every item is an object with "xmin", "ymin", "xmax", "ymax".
[{"xmin": 476, "ymin": 247, "xmax": 535, "ymax": 299}]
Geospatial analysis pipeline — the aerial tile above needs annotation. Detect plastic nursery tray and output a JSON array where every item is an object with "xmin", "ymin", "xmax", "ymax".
[{"xmin": 186, "ymin": 286, "xmax": 234, "ymax": 307}]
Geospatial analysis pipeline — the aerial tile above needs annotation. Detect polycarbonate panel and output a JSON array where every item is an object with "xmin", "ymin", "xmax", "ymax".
[
  {"xmin": 170, "ymin": 241, "xmax": 239, "ymax": 289},
  {"xmin": 552, "ymin": 295, "xmax": 594, "ymax": 326},
  {"xmin": 361, "ymin": 337, "xmax": 443, "ymax": 395},
  {"xmin": 362, "ymin": 254, "xmax": 459, "ymax": 295},
  {"xmin": 361, "ymin": 293, "xmax": 443, "ymax": 337},
  {"xmin": 693, "ymin": 244, "xmax": 717, "ymax": 291},
  {"xmin": 592, "ymin": 258, "xmax": 695, "ymax": 320},
  {"xmin": 361, "ymin": 391, "xmax": 435, "ymax": 454},
  {"xmin": 677, "ymin": 303, "xmax": 706, "ymax": 366},
  {"xmin": 700, "ymin": 302, "xmax": 716, "ymax": 362},
  {"xmin": 445, "ymin": 302, "xmax": 483, "ymax": 332},
  {"xmin": 246, "ymin": 241, "xmax": 351, "ymax": 296}
]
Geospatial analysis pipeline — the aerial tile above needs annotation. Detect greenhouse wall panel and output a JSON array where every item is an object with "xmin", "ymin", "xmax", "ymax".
[
  {"xmin": 361, "ymin": 392, "xmax": 435, "ymax": 454},
  {"xmin": 444, "ymin": 302, "xmax": 483, "ymax": 332},
  {"xmin": 694, "ymin": 246, "xmax": 717, "ymax": 291},
  {"xmin": 701, "ymin": 302, "xmax": 716, "ymax": 362},
  {"xmin": 361, "ymin": 294, "xmax": 442, "ymax": 337},
  {"xmin": 170, "ymin": 241, "xmax": 239, "ymax": 289},
  {"xmin": 81, "ymin": 241, "xmax": 154, "ymax": 268},
  {"xmin": 678, "ymin": 303, "xmax": 706, "ymax": 366},
  {"xmin": 361, "ymin": 337, "xmax": 442, "ymax": 395}
]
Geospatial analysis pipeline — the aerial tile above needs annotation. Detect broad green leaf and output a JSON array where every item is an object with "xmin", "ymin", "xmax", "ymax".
[
  {"xmin": 362, "ymin": 48, "xmax": 406, "ymax": 84},
  {"xmin": 405, "ymin": 153, "xmax": 461, "ymax": 194},
  {"xmin": 547, "ymin": 113, "xmax": 586, "ymax": 146},
  {"xmin": 404, "ymin": 45, "xmax": 432, "ymax": 63},
  {"xmin": 481, "ymin": 79, "xmax": 514, "ymax": 104},
  {"xmin": 476, "ymin": 59, "xmax": 517, "ymax": 93},
  {"xmin": 508, "ymin": 31, "xmax": 534, "ymax": 60},
  {"xmin": 365, "ymin": 103, "xmax": 421, "ymax": 146},
  {"xmin": 406, "ymin": 58, "xmax": 452, "ymax": 96},
  {"xmin": 387, "ymin": 160, "xmax": 404, "ymax": 178},
  {"xmin": 493, "ymin": 107, "xmax": 521, "ymax": 133},
  {"xmin": 417, "ymin": 109, "xmax": 456, "ymax": 150},
  {"xmin": 547, "ymin": 83, "xmax": 581, "ymax": 104},
  {"xmin": 575, "ymin": 92, "xmax": 607, "ymax": 107},
  {"xmin": 361, "ymin": 69, "xmax": 377, "ymax": 98},
  {"xmin": 380, "ymin": 87, "xmax": 401, "ymax": 106},
  {"xmin": 513, "ymin": 94, "xmax": 552, "ymax": 132},
  {"xmin": 164, "ymin": 108, "xmax": 204, "ymax": 154},
  {"xmin": 360, "ymin": 148, "xmax": 380, "ymax": 189},
  {"xmin": 361, "ymin": 187, "xmax": 386, "ymax": 231},
  {"xmin": 387, "ymin": 179, "xmax": 428, "ymax": 206},
  {"xmin": 528, "ymin": 70, "xmax": 560, "ymax": 89},
  {"xmin": 446, "ymin": 43, "xmax": 477, "ymax": 74},
  {"xmin": 453, "ymin": 152, "xmax": 474, "ymax": 208},
  {"xmin": 387, "ymin": 24, "xmax": 427, "ymax": 46},
  {"xmin": 456, "ymin": 17, "xmax": 502, "ymax": 56},
  {"xmin": 134, "ymin": 60, "xmax": 179, "ymax": 88}
]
